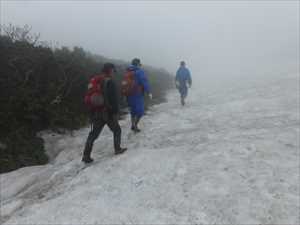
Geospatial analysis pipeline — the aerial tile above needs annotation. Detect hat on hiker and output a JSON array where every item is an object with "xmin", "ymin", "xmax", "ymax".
[
  {"xmin": 132, "ymin": 58, "xmax": 141, "ymax": 67},
  {"xmin": 102, "ymin": 63, "xmax": 116, "ymax": 74}
]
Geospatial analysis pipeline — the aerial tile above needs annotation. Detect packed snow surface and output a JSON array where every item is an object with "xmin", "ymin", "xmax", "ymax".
[{"xmin": 1, "ymin": 74, "xmax": 299, "ymax": 224}]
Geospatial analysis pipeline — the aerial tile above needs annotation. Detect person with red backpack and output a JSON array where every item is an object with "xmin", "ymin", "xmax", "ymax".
[
  {"xmin": 82, "ymin": 63, "xmax": 127, "ymax": 163},
  {"xmin": 121, "ymin": 58, "xmax": 152, "ymax": 133}
]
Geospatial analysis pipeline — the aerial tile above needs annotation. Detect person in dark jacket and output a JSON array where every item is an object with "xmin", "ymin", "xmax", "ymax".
[
  {"xmin": 175, "ymin": 61, "xmax": 192, "ymax": 106},
  {"xmin": 127, "ymin": 58, "xmax": 152, "ymax": 133},
  {"xmin": 82, "ymin": 63, "xmax": 127, "ymax": 163}
]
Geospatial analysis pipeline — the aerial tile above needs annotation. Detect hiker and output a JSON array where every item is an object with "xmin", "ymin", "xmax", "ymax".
[
  {"xmin": 122, "ymin": 58, "xmax": 152, "ymax": 133},
  {"xmin": 175, "ymin": 61, "xmax": 192, "ymax": 106},
  {"xmin": 82, "ymin": 63, "xmax": 127, "ymax": 163}
]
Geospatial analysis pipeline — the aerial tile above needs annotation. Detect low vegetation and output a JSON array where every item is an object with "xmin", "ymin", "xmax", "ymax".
[{"xmin": 0, "ymin": 25, "xmax": 174, "ymax": 173}]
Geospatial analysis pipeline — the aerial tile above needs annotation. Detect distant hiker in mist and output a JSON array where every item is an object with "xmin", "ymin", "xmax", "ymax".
[
  {"xmin": 175, "ymin": 61, "xmax": 192, "ymax": 106},
  {"xmin": 121, "ymin": 58, "xmax": 152, "ymax": 133},
  {"xmin": 82, "ymin": 63, "xmax": 127, "ymax": 163}
]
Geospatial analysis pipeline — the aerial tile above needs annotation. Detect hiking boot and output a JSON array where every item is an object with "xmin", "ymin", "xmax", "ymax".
[
  {"xmin": 82, "ymin": 156, "xmax": 94, "ymax": 164},
  {"xmin": 181, "ymin": 98, "xmax": 185, "ymax": 106},
  {"xmin": 115, "ymin": 148, "xmax": 127, "ymax": 155},
  {"xmin": 133, "ymin": 127, "xmax": 141, "ymax": 133},
  {"xmin": 131, "ymin": 126, "xmax": 141, "ymax": 133},
  {"xmin": 134, "ymin": 128, "xmax": 141, "ymax": 133}
]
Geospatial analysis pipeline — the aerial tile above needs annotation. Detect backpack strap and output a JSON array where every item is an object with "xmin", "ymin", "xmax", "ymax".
[
  {"xmin": 102, "ymin": 77, "xmax": 112, "ymax": 110},
  {"xmin": 132, "ymin": 70, "xmax": 144, "ymax": 94}
]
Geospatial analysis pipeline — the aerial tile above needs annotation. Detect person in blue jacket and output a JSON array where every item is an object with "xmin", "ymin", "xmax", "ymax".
[
  {"xmin": 127, "ymin": 58, "xmax": 152, "ymax": 133},
  {"xmin": 175, "ymin": 61, "xmax": 192, "ymax": 106}
]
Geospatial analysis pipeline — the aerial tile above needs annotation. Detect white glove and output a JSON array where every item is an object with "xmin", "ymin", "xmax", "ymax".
[{"xmin": 148, "ymin": 93, "xmax": 153, "ymax": 100}]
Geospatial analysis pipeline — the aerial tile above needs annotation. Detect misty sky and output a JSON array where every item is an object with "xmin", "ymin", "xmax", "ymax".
[{"xmin": 1, "ymin": 0, "xmax": 299, "ymax": 79}]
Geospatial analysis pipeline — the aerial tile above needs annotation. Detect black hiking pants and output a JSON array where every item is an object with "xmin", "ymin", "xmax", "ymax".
[{"xmin": 83, "ymin": 111, "xmax": 121, "ymax": 158}]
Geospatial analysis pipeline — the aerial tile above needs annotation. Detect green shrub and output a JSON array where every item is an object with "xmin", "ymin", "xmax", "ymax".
[{"xmin": 0, "ymin": 25, "xmax": 174, "ymax": 173}]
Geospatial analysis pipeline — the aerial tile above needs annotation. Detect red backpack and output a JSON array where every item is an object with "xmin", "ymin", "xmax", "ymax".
[
  {"xmin": 84, "ymin": 74, "xmax": 109, "ymax": 111},
  {"xmin": 121, "ymin": 69, "xmax": 141, "ymax": 96}
]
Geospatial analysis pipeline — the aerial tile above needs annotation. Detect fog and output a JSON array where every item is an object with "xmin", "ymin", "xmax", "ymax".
[{"xmin": 1, "ymin": 0, "xmax": 299, "ymax": 81}]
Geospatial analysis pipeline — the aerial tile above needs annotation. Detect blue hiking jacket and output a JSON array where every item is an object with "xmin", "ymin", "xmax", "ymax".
[
  {"xmin": 127, "ymin": 65, "xmax": 150, "ymax": 96},
  {"xmin": 126, "ymin": 65, "xmax": 150, "ymax": 117},
  {"xmin": 175, "ymin": 66, "xmax": 192, "ymax": 88}
]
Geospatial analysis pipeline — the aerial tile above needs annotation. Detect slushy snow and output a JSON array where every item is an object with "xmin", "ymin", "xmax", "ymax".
[{"xmin": 1, "ymin": 74, "xmax": 299, "ymax": 224}]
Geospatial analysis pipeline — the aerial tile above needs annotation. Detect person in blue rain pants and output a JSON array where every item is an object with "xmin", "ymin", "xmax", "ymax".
[
  {"xmin": 127, "ymin": 58, "xmax": 152, "ymax": 133},
  {"xmin": 175, "ymin": 61, "xmax": 192, "ymax": 106}
]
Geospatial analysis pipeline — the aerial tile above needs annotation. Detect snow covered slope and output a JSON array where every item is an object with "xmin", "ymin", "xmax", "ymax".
[{"xmin": 1, "ymin": 74, "xmax": 299, "ymax": 224}]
